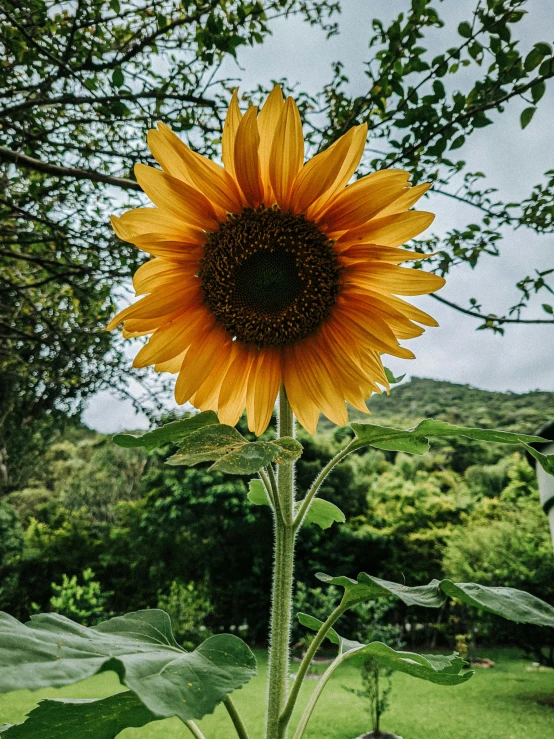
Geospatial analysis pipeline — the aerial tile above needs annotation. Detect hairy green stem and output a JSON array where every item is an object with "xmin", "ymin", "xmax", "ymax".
[
  {"xmin": 265, "ymin": 387, "xmax": 296, "ymax": 739},
  {"xmin": 293, "ymin": 441, "xmax": 356, "ymax": 532},
  {"xmin": 224, "ymin": 695, "xmax": 250, "ymax": 739},
  {"xmin": 184, "ymin": 720, "xmax": 208, "ymax": 739},
  {"xmin": 280, "ymin": 601, "xmax": 347, "ymax": 729}
]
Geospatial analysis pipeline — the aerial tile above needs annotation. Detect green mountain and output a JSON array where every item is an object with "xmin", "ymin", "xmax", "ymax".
[{"xmin": 357, "ymin": 376, "xmax": 554, "ymax": 434}]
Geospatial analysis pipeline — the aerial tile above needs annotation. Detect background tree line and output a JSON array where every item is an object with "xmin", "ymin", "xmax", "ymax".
[{"xmin": 1, "ymin": 378, "xmax": 552, "ymax": 663}]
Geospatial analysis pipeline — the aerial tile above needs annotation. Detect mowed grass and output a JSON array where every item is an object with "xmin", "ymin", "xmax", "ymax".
[{"xmin": 0, "ymin": 649, "xmax": 553, "ymax": 738}]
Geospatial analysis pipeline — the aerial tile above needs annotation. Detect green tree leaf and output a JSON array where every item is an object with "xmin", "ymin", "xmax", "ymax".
[
  {"xmin": 531, "ymin": 81, "xmax": 546, "ymax": 104},
  {"xmin": 113, "ymin": 411, "xmax": 219, "ymax": 449},
  {"xmin": 520, "ymin": 106, "xmax": 536, "ymax": 129},
  {"xmin": 0, "ymin": 610, "xmax": 256, "ymax": 723},
  {"xmin": 316, "ymin": 572, "xmax": 554, "ymax": 627},
  {"xmin": 457, "ymin": 21, "xmax": 472, "ymax": 39},
  {"xmin": 111, "ymin": 68, "xmax": 124, "ymax": 88},
  {"xmin": 0, "ymin": 692, "xmax": 158, "ymax": 738}
]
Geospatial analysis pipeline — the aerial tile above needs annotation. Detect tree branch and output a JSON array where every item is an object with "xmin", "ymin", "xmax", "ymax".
[
  {"xmin": 0, "ymin": 146, "xmax": 140, "ymax": 190},
  {"xmin": 431, "ymin": 293, "xmax": 554, "ymax": 325}
]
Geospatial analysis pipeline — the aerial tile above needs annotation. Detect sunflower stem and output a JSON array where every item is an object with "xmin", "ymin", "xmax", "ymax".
[{"xmin": 266, "ymin": 387, "xmax": 296, "ymax": 739}]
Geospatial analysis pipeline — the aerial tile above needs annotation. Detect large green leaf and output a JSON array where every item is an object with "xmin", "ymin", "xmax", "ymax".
[
  {"xmin": 0, "ymin": 609, "xmax": 256, "ymax": 723},
  {"xmin": 316, "ymin": 572, "xmax": 445, "ymax": 609},
  {"xmin": 113, "ymin": 411, "xmax": 219, "ymax": 450},
  {"xmin": 350, "ymin": 419, "xmax": 547, "ymax": 458},
  {"xmin": 440, "ymin": 581, "xmax": 554, "ymax": 627},
  {"xmin": 317, "ymin": 572, "xmax": 554, "ymax": 627},
  {"xmin": 298, "ymin": 614, "xmax": 471, "ymax": 686},
  {"xmin": 0, "ymin": 692, "xmax": 159, "ymax": 738},
  {"xmin": 166, "ymin": 424, "xmax": 302, "ymax": 475}
]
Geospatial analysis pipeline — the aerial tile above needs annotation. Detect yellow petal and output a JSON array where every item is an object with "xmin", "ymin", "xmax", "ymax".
[
  {"xmin": 269, "ymin": 97, "xmax": 304, "ymax": 209},
  {"xmin": 133, "ymin": 306, "xmax": 207, "ymax": 368},
  {"xmin": 111, "ymin": 209, "xmax": 205, "ymax": 244},
  {"xmin": 123, "ymin": 307, "xmax": 185, "ymax": 335},
  {"xmin": 175, "ymin": 326, "xmax": 232, "ymax": 404},
  {"xmin": 378, "ymin": 183, "xmax": 431, "ymax": 217},
  {"xmin": 218, "ymin": 344, "xmax": 256, "ymax": 428},
  {"xmin": 222, "ymin": 89, "xmax": 243, "ymax": 181},
  {"xmin": 131, "ymin": 235, "xmax": 204, "ymax": 262},
  {"xmin": 290, "ymin": 128, "xmax": 356, "ymax": 214},
  {"xmin": 107, "ymin": 285, "xmax": 190, "ymax": 331},
  {"xmin": 339, "ymin": 244, "xmax": 432, "ymax": 264},
  {"xmin": 335, "ymin": 211, "xmax": 435, "ymax": 249},
  {"xmin": 156, "ymin": 123, "xmax": 243, "ymax": 213},
  {"xmin": 344, "ymin": 262, "xmax": 446, "ymax": 296},
  {"xmin": 190, "ymin": 344, "xmax": 234, "ymax": 411},
  {"xmin": 133, "ymin": 259, "xmax": 195, "ymax": 295},
  {"xmin": 257, "ymin": 86, "xmax": 285, "ymax": 201},
  {"xmin": 282, "ymin": 352, "xmax": 320, "ymax": 435},
  {"xmin": 134, "ymin": 164, "xmax": 220, "ymax": 231},
  {"xmin": 234, "ymin": 106, "xmax": 264, "ymax": 207},
  {"xmin": 246, "ymin": 348, "xmax": 281, "ymax": 436},
  {"xmin": 307, "ymin": 124, "xmax": 367, "ymax": 219},
  {"xmin": 155, "ymin": 350, "xmax": 187, "ymax": 374},
  {"xmin": 147, "ymin": 129, "xmax": 196, "ymax": 187},
  {"xmin": 321, "ymin": 171, "xmax": 410, "ymax": 233}
]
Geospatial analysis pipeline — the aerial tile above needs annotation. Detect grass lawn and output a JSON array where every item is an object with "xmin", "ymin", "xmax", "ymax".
[{"xmin": 0, "ymin": 648, "xmax": 552, "ymax": 738}]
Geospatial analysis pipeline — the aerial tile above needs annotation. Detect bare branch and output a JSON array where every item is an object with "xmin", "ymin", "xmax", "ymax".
[
  {"xmin": 0, "ymin": 146, "xmax": 140, "ymax": 190},
  {"xmin": 431, "ymin": 293, "xmax": 554, "ymax": 325}
]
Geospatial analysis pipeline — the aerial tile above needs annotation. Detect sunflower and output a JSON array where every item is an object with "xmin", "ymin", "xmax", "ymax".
[{"xmin": 108, "ymin": 86, "xmax": 444, "ymax": 435}]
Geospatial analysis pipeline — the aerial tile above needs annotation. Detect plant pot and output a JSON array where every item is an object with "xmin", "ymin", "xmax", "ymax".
[{"xmin": 354, "ymin": 733, "xmax": 404, "ymax": 739}]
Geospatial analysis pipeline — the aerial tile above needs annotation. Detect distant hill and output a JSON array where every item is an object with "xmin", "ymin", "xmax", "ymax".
[{"xmin": 343, "ymin": 376, "xmax": 554, "ymax": 434}]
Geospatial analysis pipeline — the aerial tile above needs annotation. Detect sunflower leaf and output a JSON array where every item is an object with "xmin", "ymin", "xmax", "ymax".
[
  {"xmin": 350, "ymin": 419, "xmax": 548, "ymax": 461},
  {"xmin": 297, "ymin": 613, "xmax": 471, "ymax": 685},
  {"xmin": 211, "ymin": 441, "xmax": 277, "ymax": 474},
  {"xmin": 302, "ymin": 499, "xmax": 345, "ymax": 529},
  {"xmin": 523, "ymin": 443, "xmax": 554, "ymax": 475},
  {"xmin": 316, "ymin": 572, "xmax": 554, "ymax": 627},
  {"xmin": 272, "ymin": 437, "xmax": 303, "ymax": 463},
  {"xmin": 167, "ymin": 425, "xmax": 302, "ymax": 475},
  {"xmin": 166, "ymin": 424, "xmax": 246, "ymax": 466},
  {"xmin": 0, "ymin": 692, "xmax": 159, "ymax": 738},
  {"xmin": 297, "ymin": 613, "xmax": 340, "ymax": 645},
  {"xmin": 113, "ymin": 411, "xmax": 219, "ymax": 450},
  {"xmin": 0, "ymin": 610, "xmax": 257, "ymax": 723},
  {"xmin": 247, "ymin": 479, "xmax": 270, "ymax": 506}
]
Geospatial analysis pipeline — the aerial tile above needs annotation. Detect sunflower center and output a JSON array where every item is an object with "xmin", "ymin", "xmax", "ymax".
[{"xmin": 199, "ymin": 206, "xmax": 341, "ymax": 347}]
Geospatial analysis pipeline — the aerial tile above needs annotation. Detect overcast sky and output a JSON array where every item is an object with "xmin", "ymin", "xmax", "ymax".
[{"xmin": 83, "ymin": 0, "xmax": 554, "ymax": 433}]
